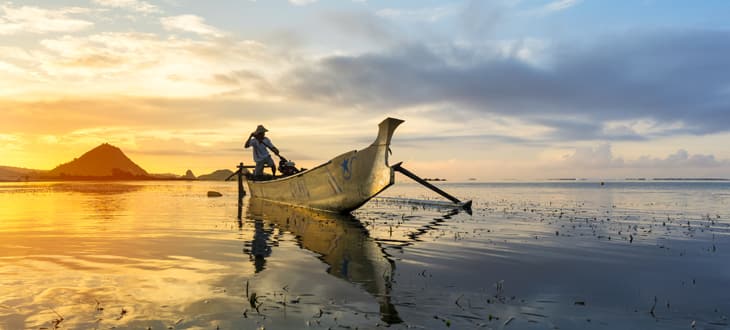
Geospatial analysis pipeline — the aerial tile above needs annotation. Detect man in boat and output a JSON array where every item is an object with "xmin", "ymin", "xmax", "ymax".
[{"xmin": 245, "ymin": 124, "xmax": 280, "ymax": 178}]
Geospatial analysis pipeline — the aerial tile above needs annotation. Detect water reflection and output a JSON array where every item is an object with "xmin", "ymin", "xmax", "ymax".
[
  {"xmin": 50, "ymin": 182, "xmax": 144, "ymax": 195},
  {"xmin": 245, "ymin": 198, "xmax": 403, "ymax": 324},
  {"xmin": 52, "ymin": 183, "xmax": 142, "ymax": 221},
  {"xmin": 242, "ymin": 219, "xmax": 278, "ymax": 273}
]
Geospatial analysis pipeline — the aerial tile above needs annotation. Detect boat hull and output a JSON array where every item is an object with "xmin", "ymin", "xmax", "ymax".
[{"xmin": 246, "ymin": 118, "xmax": 404, "ymax": 213}]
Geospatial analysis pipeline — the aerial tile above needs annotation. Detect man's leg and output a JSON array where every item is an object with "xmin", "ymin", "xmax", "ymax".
[
  {"xmin": 266, "ymin": 156, "xmax": 276, "ymax": 177},
  {"xmin": 254, "ymin": 161, "xmax": 264, "ymax": 177}
]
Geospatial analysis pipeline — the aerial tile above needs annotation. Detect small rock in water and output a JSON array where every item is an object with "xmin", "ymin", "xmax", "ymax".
[{"xmin": 207, "ymin": 191, "xmax": 223, "ymax": 197}]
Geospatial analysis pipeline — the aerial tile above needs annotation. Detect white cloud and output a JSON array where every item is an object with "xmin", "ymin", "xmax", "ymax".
[
  {"xmin": 160, "ymin": 15, "xmax": 223, "ymax": 37},
  {"xmin": 0, "ymin": 60, "xmax": 24, "ymax": 75},
  {"xmin": 289, "ymin": 0, "xmax": 364, "ymax": 5},
  {"xmin": 543, "ymin": 0, "xmax": 582, "ymax": 12},
  {"xmin": 0, "ymin": 4, "xmax": 93, "ymax": 35},
  {"xmin": 561, "ymin": 143, "xmax": 624, "ymax": 168},
  {"xmin": 289, "ymin": 0, "xmax": 318, "ymax": 5},
  {"xmin": 15, "ymin": 31, "xmax": 277, "ymax": 97},
  {"xmin": 376, "ymin": 6, "xmax": 458, "ymax": 22},
  {"xmin": 525, "ymin": 0, "xmax": 582, "ymax": 17},
  {"xmin": 91, "ymin": 0, "xmax": 160, "ymax": 14},
  {"xmin": 634, "ymin": 149, "xmax": 729, "ymax": 168},
  {"xmin": 561, "ymin": 144, "xmax": 729, "ymax": 169}
]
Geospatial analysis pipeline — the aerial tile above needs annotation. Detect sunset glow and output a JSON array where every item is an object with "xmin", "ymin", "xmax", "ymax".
[{"xmin": 2, "ymin": 1, "xmax": 729, "ymax": 179}]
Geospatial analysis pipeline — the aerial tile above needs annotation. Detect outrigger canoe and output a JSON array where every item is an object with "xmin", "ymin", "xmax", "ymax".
[{"xmin": 245, "ymin": 117, "xmax": 471, "ymax": 214}]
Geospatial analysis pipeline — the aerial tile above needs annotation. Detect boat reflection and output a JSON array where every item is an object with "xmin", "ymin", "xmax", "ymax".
[{"xmin": 245, "ymin": 197, "xmax": 403, "ymax": 324}]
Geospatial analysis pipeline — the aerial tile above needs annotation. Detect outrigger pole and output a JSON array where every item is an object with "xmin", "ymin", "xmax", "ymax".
[
  {"xmin": 392, "ymin": 162, "xmax": 473, "ymax": 214},
  {"xmin": 226, "ymin": 162, "xmax": 256, "ymax": 220},
  {"xmin": 225, "ymin": 163, "xmax": 257, "ymax": 198}
]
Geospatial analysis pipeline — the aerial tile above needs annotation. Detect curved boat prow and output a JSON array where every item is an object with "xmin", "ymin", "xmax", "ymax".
[{"xmin": 372, "ymin": 117, "xmax": 405, "ymax": 147}]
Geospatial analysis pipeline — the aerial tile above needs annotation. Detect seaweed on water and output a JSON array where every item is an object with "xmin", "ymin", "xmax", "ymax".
[
  {"xmin": 115, "ymin": 307, "xmax": 127, "ymax": 320},
  {"xmin": 649, "ymin": 296, "xmax": 657, "ymax": 318},
  {"xmin": 455, "ymin": 294, "xmax": 465, "ymax": 310},
  {"xmin": 49, "ymin": 307, "xmax": 64, "ymax": 330},
  {"xmin": 433, "ymin": 315, "xmax": 452, "ymax": 327},
  {"xmin": 249, "ymin": 292, "xmax": 262, "ymax": 313}
]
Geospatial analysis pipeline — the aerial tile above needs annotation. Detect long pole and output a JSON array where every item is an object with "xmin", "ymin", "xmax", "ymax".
[
  {"xmin": 237, "ymin": 162, "xmax": 245, "ymax": 199},
  {"xmin": 393, "ymin": 163, "xmax": 460, "ymax": 203},
  {"xmin": 392, "ymin": 163, "xmax": 472, "ymax": 214},
  {"xmin": 237, "ymin": 163, "xmax": 244, "ymax": 220}
]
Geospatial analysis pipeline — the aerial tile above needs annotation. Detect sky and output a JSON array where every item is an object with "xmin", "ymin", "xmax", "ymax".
[{"xmin": 1, "ymin": 0, "xmax": 729, "ymax": 180}]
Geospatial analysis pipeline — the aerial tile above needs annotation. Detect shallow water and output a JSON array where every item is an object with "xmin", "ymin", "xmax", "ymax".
[{"xmin": 1, "ymin": 180, "xmax": 729, "ymax": 329}]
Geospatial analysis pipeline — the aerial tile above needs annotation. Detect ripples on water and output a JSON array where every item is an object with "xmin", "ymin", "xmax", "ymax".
[{"xmin": 0, "ymin": 181, "xmax": 729, "ymax": 329}]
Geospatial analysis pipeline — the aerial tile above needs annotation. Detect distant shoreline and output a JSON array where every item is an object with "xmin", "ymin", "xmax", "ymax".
[
  {"xmin": 546, "ymin": 178, "xmax": 729, "ymax": 182},
  {"xmin": 650, "ymin": 178, "xmax": 729, "ymax": 181},
  {"xmin": 0, "ymin": 177, "xmax": 222, "ymax": 183}
]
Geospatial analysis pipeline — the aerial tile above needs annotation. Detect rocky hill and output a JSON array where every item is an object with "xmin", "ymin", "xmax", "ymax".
[
  {"xmin": 182, "ymin": 169, "xmax": 196, "ymax": 179},
  {"xmin": 47, "ymin": 143, "xmax": 150, "ymax": 179},
  {"xmin": 197, "ymin": 169, "xmax": 235, "ymax": 181}
]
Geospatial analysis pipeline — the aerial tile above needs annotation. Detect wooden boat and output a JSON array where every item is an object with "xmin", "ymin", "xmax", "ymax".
[
  {"xmin": 246, "ymin": 198, "xmax": 402, "ymax": 324},
  {"xmin": 246, "ymin": 117, "xmax": 405, "ymax": 213}
]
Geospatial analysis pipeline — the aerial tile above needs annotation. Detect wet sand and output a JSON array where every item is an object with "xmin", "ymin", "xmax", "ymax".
[{"xmin": 0, "ymin": 181, "xmax": 728, "ymax": 329}]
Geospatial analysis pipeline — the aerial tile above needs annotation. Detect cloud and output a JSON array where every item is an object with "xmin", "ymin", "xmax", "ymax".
[
  {"xmin": 0, "ymin": 96, "xmax": 342, "ymax": 135},
  {"xmin": 281, "ymin": 29, "xmax": 730, "ymax": 140},
  {"xmin": 633, "ymin": 149, "xmax": 730, "ymax": 168},
  {"xmin": 91, "ymin": 0, "xmax": 160, "ymax": 14},
  {"xmin": 323, "ymin": 11, "xmax": 400, "ymax": 46},
  {"xmin": 0, "ymin": 4, "xmax": 93, "ymax": 35},
  {"xmin": 160, "ymin": 15, "xmax": 223, "ymax": 37},
  {"xmin": 376, "ymin": 5, "xmax": 458, "ymax": 22},
  {"xmin": 535, "ymin": 118, "xmax": 647, "ymax": 141},
  {"xmin": 520, "ymin": 0, "xmax": 583, "ymax": 18},
  {"xmin": 4, "ymin": 30, "xmax": 276, "ymax": 97},
  {"xmin": 561, "ymin": 144, "xmax": 730, "ymax": 169},
  {"xmin": 289, "ymin": 0, "xmax": 318, "ymax": 6},
  {"xmin": 0, "ymin": 59, "xmax": 24, "ymax": 74},
  {"xmin": 560, "ymin": 144, "xmax": 624, "ymax": 168},
  {"xmin": 459, "ymin": 1, "xmax": 508, "ymax": 38},
  {"xmin": 541, "ymin": 0, "xmax": 582, "ymax": 13}
]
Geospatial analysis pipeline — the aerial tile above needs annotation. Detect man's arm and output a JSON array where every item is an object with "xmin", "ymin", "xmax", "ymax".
[
  {"xmin": 264, "ymin": 138, "xmax": 279, "ymax": 156},
  {"xmin": 244, "ymin": 133, "xmax": 254, "ymax": 148}
]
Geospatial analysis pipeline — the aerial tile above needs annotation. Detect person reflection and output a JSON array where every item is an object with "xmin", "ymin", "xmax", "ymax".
[{"xmin": 242, "ymin": 219, "xmax": 277, "ymax": 273}]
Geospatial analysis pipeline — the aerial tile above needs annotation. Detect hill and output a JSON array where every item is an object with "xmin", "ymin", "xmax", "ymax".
[
  {"xmin": 198, "ymin": 169, "xmax": 235, "ymax": 181},
  {"xmin": 0, "ymin": 166, "xmax": 45, "ymax": 182},
  {"xmin": 47, "ymin": 143, "xmax": 150, "ymax": 179},
  {"xmin": 182, "ymin": 169, "xmax": 196, "ymax": 180}
]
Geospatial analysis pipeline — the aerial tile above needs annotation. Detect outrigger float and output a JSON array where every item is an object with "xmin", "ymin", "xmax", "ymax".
[{"xmin": 230, "ymin": 118, "xmax": 471, "ymax": 214}]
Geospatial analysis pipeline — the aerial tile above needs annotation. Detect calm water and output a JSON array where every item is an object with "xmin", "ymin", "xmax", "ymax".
[{"xmin": 1, "ymin": 180, "xmax": 729, "ymax": 329}]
